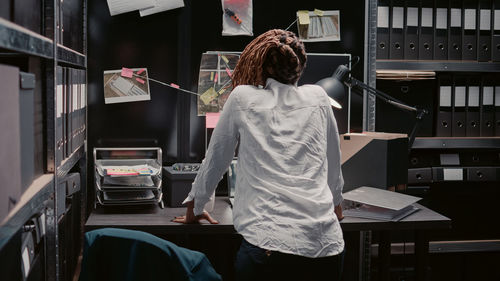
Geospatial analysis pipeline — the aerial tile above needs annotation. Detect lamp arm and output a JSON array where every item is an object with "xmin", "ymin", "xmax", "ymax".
[{"xmin": 347, "ymin": 77, "xmax": 428, "ymax": 152}]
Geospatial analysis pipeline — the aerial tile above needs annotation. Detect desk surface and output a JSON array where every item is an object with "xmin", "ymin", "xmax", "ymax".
[{"xmin": 86, "ymin": 197, "xmax": 450, "ymax": 234}]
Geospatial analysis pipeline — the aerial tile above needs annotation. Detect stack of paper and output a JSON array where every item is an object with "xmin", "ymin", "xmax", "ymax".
[{"xmin": 342, "ymin": 186, "xmax": 421, "ymax": 221}]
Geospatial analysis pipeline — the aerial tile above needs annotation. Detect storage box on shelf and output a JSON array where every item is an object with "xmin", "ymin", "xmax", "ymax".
[{"xmin": 93, "ymin": 148, "xmax": 163, "ymax": 208}]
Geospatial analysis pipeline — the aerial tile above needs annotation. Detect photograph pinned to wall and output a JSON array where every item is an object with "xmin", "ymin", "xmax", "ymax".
[
  {"xmin": 296, "ymin": 9, "xmax": 340, "ymax": 42},
  {"xmin": 103, "ymin": 68, "xmax": 151, "ymax": 104},
  {"xmin": 139, "ymin": 0, "xmax": 185, "ymax": 17},
  {"xmin": 221, "ymin": 0, "xmax": 253, "ymax": 36},
  {"xmin": 197, "ymin": 51, "xmax": 240, "ymax": 116}
]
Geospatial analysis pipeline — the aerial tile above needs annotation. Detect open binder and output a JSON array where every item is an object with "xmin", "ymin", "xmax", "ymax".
[{"xmin": 342, "ymin": 186, "xmax": 421, "ymax": 221}]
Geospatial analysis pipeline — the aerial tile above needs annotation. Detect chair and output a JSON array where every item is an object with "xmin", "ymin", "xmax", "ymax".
[{"xmin": 79, "ymin": 228, "xmax": 222, "ymax": 281}]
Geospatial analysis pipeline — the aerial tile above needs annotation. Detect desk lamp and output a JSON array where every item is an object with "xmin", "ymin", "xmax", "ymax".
[{"xmin": 316, "ymin": 63, "xmax": 428, "ymax": 152}]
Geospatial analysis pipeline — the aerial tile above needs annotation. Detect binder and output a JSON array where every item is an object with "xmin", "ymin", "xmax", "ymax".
[
  {"xmin": 495, "ymin": 85, "xmax": 500, "ymax": 135},
  {"xmin": 62, "ymin": 67, "xmax": 68, "ymax": 160},
  {"xmin": 452, "ymin": 78, "xmax": 467, "ymax": 136},
  {"xmin": 390, "ymin": 2, "xmax": 405, "ymax": 59},
  {"xmin": 462, "ymin": 0, "xmax": 478, "ymax": 60},
  {"xmin": 478, "ymin": 0, "xmax": 492, "ymax": 61},
  {"xmin": 434, "ymin": 2, "xmax": 449, "ymax": 60},
  {"xmin": 56, "ymin": 66, "xmax": 64, "ymax": 167},
  {"xmin": 449, "ymin": 0, "xmax": 463, "ymax": 60},
  {"xmin": 65, "ymin": 67, "xmax": 72, "ymax": 158},
  {"xmin": 467, "ymin": 167, "xmax": 498, "ymax": 181},
  {"xmin": 436, "ymin": 76, "xmax": 453, "ymax": 136},
  {"xmin": 480, "ymin": 77, "xmax": 495, "ymax": 136},
  {"xmin": 432, "ymin": 167, "xmax": 464, "ymax": 181},
  {"xmin": 493, "ymin": 0, "xmax": 500, "ymax": 61},
  {"xmin": 405, "ymin": 0, "xmax": 420, "ymax": 59},
  {"xmin": 19, "ymin": 72, "xmax": 36, "ymax": 192},
  {"xmin": 418, "ymin": 0, "xmax": 434, "ymax": 59},
  {"xmin": 407, "ymin": 168, "xmax": 432, "ymax": 184},
  {"xmin": 71, "ymin": 68, "xmax": 78, "ymax": 153},
  {"xmin": 466, "ymin": 79, "xmax": 481, "ymax": 136},
  {"xmin": 377, "ymin": 0, "xmax": 391, "ymax": 59}
]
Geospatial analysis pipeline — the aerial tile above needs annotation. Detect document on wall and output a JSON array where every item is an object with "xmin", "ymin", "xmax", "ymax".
[
  {"xmin": 103, "ymin": 68, "xmax": 151, "ymax": 104},
  {"xmin": 140, "ymin": 0, "xmax": 185, "ymax": 17},
  {"xmin": 106, "ymin": 0, "xmax": 155, "ymax": 16}
]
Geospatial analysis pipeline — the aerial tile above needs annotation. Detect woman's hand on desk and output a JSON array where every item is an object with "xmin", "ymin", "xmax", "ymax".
[{"xmin": 172, "ymin": 200, "xmax": 219, "ymax": 224}]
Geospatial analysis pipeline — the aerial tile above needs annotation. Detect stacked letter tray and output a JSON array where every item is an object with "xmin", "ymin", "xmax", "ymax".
[{"xmin": 94, "ymin": 147, "xmax": 164, "ymax": 208}]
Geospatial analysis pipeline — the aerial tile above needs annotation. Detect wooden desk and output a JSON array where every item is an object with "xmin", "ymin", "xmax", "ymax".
[{"xmin": 86, "ymin": 197, "xmax": 450, "ymax": 281}]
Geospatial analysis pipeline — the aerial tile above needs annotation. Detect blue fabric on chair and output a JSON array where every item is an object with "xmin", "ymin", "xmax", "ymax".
[{"xmin": 79, "ymin": 228, "xmax": 222, "ymax": 281}]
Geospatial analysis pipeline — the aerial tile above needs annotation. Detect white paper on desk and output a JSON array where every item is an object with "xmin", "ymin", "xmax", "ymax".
[
  {"xmin": 342, "ymin": 186, "xmax": 421, "ymax": 211},
  {"xmin": 140, "ymin": 0, "xmax": 185, "ymax": 17},
  {"xmin": 106, "ymin": 0, "xmax": 155, "ymax": 16}
]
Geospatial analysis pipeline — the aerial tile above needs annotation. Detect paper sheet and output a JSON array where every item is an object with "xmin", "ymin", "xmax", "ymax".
[
  {"xmin": 140, "ymin": 0, "xmax": 184, "ymax": 17},
  {"xmin": 106, "ymin": 0, "xmax": 155, "ymax": 16}
]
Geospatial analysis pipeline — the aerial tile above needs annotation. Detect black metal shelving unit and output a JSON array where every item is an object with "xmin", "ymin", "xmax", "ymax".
[{"xmin": 377, "ymin": 60, "xmax": 500, "ymax": 72}]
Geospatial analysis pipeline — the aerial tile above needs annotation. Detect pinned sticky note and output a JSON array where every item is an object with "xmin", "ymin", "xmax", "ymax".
[
  {"xmin": 225, "ymin": 68, "xmax": 232, "ymax": 77},
  {"xmin": 205, "ymin": 112, "xmax": 221, "ymax": 128},
  {"xmin": 210, "ymin": 72, "xmax": 214, "ymax": 81},
  {"xmin": 121, "ymin": 67, "xmax": 133, "ymax": 78},
  {"xmin": 214, "ymin": 72, "xmax": 218, "ymax": 83},
  {"xmin": 136, "ymin": 78, "xmax": 145, "ymax": 84},
  {"xmin": 170, "ymin": 83, "xmax": 180, "ymax": 89},
  {"xmin": 137, "ymin": 68, "xmax": 145, "ymax": 75},
  {"xmin": 314, "ymin": 9, "xmax": 324, "ymax": 16},
  {"xmin": 218, "ymin": 87, "xmax": 227, "ymax": 95},
  {"xmin": 200, "ymin": 87, "xmax": 218, "ymax": 105},
  {"xmin": 221, "ymin": 55, "xmax": 229, "ymax": 64},
  {"xmin": 297, "ymin": 10, "xmax": 310, "ymax": 25}
]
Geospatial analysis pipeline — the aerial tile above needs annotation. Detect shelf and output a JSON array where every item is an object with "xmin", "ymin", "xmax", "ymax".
[
  {"xmin": 0, "ymin": 174, "xmax": 54, "ymax": 250},
  {"xmin": 0, "ymin": 18, "xmax": 53, "ymax": 59},
  {"xmin": 57, "ymin": 145, "xmax": 85, "ymax": 178},
  {"xmin": 412, "ymin": 137, "xmax": 500, "ymax": 149},
  {"xmin": 377, "ymin": 60, "xmax": 500, "ymax": 73},
  {"xmin": 57, "ymin": 44, "xmax": 86, "ymax": 67}
]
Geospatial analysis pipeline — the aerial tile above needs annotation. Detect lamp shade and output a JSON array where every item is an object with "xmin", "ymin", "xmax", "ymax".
[{"xmin": 316, "ymin": 76, "xmax": 346, "ymax": 109}]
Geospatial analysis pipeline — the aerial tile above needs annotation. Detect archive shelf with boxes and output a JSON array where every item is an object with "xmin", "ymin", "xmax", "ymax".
[
  {"xmin": 368, "ymin": 0, "xmax": 500, "ymax": 278},
  {"xmin": 93, "ymin": 148, "xmax": 164, "ymax": 208},
  {"xmin": 0, "ymin": 0, "xmax": 88, "ymax": 281}
]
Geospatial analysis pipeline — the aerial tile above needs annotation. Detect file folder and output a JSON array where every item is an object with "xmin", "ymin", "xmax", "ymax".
[
  {"xmin": 405, "ymin": 1, "xmax": 419, "ymax": 60},
  {"xmin": 419, "ymin": 0, "xmax": 434, "ymax": 59},
  {"xmin": 495, "ymin": 85, "xmax": 500, "ymax": 135},
  {"xmin": 56, "ymin": 66, "xmax": 64, "ymax": 167},
  {"xmin": 452, "ymin": 80, "xmax": 467, "ymax": 137},
  {"xmin": 478, "ymin": 0, "xmax": 492, "ymax": 61},
  {"xmin": 377, "ymin": 1, "xmax": 391, "ymax": 59},
  {"xmin": 462, "ymin": 0, "xmax": 478, "ymax": 60},
  {"xmin": 449, "ymin": 1, "xmax": 463, "ymax": 60},
  {"xmin": 436, "ymin": 76, "xmax": 453, "ymax": 136},
  {"xmin": 480, "ymin": 79, "xmax": 495, "ymax": 136},
  {"xmin": 466, "ymin": 80, "xmax": 481, "ymax": 136},
  {"xmin": 434, "ymin": 4, "xmax": 449, "ymax": 60},
  {"xmin": 19, "ymin": 72, "xmax": 36, "ymax": 192},
  {"xmin": 390, "ymin": 4, "xmax": 405, "ymax": 59},
  {"xmin": 493, "ymin": 0, "xmax": 500, "ymax": 61}
]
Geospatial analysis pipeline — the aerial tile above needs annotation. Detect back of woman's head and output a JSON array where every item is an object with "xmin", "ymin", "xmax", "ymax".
[{"xmin": 232, "ymin": 29, "xmax": 307, "ymax": 87}]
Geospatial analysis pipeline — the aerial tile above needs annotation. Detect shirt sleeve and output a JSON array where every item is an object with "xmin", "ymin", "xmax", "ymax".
[
  {"xmin": 326, "ymin": 104, "xmax": 344, "ymax": 207},
  {"xmin": 183, "ymin": 89, "xmax": 240, "ymax": 215}
]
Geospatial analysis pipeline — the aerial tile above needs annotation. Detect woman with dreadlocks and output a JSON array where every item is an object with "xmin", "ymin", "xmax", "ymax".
[{"xmin": 174, "ymin": 29, "xmax": 345, "ymax": 281}]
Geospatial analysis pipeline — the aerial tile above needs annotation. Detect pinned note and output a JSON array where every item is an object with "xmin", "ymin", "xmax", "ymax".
[
  {"xmin": 225, "ymin": 68, "xmax": 232, "ymax": 77},
  {"xmin": 200, "ymin": 87, "xmax": 218, "ymax": 105},
  {"xmin": 206, "ymin": 112, "xmax": 221, "ymax": 128},
  {"xmin": 210, "ymin": 72, "xmax": 214, "ymax": 81},
  {"xmin": 214, "ymin": 73, "xmax": 218, "ymax": 83},
  {"xmin": 136, "ymin": 78, "xmax": 145, "ymax": 84},
  {"xmin": 121, "ymin": 67, "xmax": 133, "ymax": 78},
  {"xmin": 314, "ymin": 9, "xmax": 324, "ymax": 16},
  {"xmin": 170, "ymin": 83, "xmax": 180, "ymax": 89},
  {"xmin": 297, "ymin": 10, "xmax": 310, "ymax": 25},
  {"xmin": 137, "ymin": 68, "xmax": 145, "ymax": 75},
  {"xmin": 218, "ymin": 87, "xmax": 227, "ymax": 95},
  {"xmin": 221, "ymin": 55, "xmax": 229, "ymax": 64}
]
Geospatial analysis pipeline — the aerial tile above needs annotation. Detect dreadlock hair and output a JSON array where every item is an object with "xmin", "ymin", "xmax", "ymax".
[{"xmin": 231, "ymin": 29, "xmax": 307, "ymax": 88}]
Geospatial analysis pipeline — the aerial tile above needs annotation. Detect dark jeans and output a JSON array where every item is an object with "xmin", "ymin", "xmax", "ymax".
[{"xmin": 235, "ymin": 239, "xmax": 344, "ymax": 281}]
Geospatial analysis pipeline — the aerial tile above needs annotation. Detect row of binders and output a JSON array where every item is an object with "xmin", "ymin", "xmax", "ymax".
[
  {"xmin": 377, "ymin": 0, "xmax": 500, "ymax": 61},
  {"xmin": 56, "ymin": 66, "xmax": 86, "ymax": 167},
  {"xmin": 436, "ymin": 74, "xmax": 500, "ymax": 137}
]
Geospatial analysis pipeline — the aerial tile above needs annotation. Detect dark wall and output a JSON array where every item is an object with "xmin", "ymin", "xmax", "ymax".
[{"xmin": 88, "ymin": 0, "xmax": 366, "ymax": 164}]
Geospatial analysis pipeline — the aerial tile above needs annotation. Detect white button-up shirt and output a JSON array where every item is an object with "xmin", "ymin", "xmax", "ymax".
[{"xmin": 185, "ymin": 78, "xmax": 344, "ymax": 258}]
